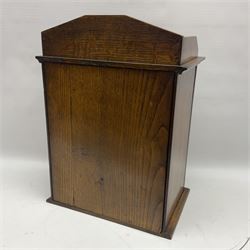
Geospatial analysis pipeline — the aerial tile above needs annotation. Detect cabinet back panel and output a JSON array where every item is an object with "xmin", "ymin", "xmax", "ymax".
[{"xmin": 43, "ymin": 63, "xmax": 174, "ymax": 233}]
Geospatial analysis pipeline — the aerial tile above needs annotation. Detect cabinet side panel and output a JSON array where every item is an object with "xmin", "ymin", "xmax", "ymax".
[
  {"xmin": 43, "ymin": 64, "xmax": 74, "ymax": 205},
  {"xmin": 180, "ymin": 36, "xmax": 198, "ymax": 64},
  {"xmin": 164, "ymin": 67, "xmax": 197, "ymax": 225}
]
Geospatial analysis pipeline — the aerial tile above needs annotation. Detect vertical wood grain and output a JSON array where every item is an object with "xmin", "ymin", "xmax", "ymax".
[
  {"xmin": 42, "ymin": 15, "xmax": 183, "ymax": 65},
  {"xmin": 164, "ymin": 68, "xmax": 197, "ymax": 226},
  {"xmin": 44, "ymin": 63, "xmax": 174, "ymax": 233},
  {"xmin": 43, "ymin": 64, "xmax": 74, "ymax": 205}
]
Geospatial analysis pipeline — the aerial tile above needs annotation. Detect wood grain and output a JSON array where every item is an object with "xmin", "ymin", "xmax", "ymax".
[
  {"xmin": 42, "ymin": 15, "xmax": 183, "ymax": 65},
  {"xmin": 43, "ymin": 64, "xmax": 74, "ymax": 204},
  {"xmin": 36, "ymin": 55, "xmax": 205, "ymax": 73},
  {"xmin": 38, "ymin": 15, "xmax": 205, "ymax": 239},
  {"xmin": 43, "ymin": 62, "xmax": 175, "ymax": 234},
  {"xmin": 164, "ymin": 188, "xmax": 190, "ymax": 239},
  {"xmin": 46, "ymin": 187, "xmax": 190, "ymax": 240},
  {"xmin": 164, "ymin": 67, "xmax": 197, "ymax": 226}
]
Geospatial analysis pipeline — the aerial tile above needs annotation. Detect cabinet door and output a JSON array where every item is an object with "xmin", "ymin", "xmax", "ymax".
[{"xmin": 44, "ymin": 63, "xmax": 174, "ymax": 233}]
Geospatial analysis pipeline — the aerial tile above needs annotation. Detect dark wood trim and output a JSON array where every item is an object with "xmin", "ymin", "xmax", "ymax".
[
  {"xmin": 47, "ymin": 188, "xmax": 189, "ymax": 239},
  {"xmin": 164, "ymin": 187, "xmax": 190, "ymax": 239},
  {"xmin": 36, "ymin": 56, "xmax": 204, "ymax": 74}
]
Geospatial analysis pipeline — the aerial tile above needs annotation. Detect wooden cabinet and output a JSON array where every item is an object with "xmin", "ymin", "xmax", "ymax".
[{"xmin": 36, "ymin": 15, "xmax": 204, "ymax": 239}]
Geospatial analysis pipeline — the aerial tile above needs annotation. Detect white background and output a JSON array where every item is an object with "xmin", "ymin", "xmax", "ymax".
[{"xmin": 0, "ymin": 0, "xmax": 249, "ymax": 249}]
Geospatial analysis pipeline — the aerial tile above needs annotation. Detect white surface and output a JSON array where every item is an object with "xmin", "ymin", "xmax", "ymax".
[
  {"xmin": 0, "ymin": 158, "xmax": 248, "ymax": 249},
  {"xmin": 0, "ymin": 0, "xmax": 249, "ymax": 249}
]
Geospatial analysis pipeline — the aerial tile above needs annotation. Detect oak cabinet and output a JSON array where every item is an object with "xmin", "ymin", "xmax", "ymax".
[{"xmin": 36, "ymin": 15, "xmax": 204, "ymax": 239}]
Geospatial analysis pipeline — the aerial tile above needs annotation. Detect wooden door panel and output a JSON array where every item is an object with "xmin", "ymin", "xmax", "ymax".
[{"xmin": 44, "ymin": 63, "xmax": 174, "ymax": 233}]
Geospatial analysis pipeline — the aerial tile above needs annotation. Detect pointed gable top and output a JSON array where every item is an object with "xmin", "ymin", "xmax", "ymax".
[{"xmin": 42, "ymin": 15, "xmax": 183, "ymax": 65}]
